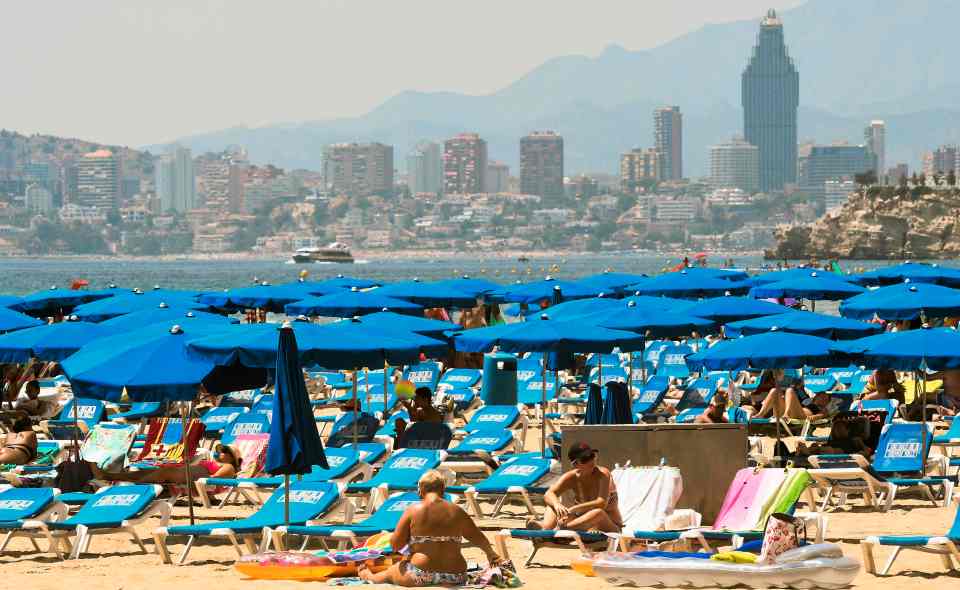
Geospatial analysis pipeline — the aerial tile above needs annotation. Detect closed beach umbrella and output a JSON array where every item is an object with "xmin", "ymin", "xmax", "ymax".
[
  {"xmin": 601, "ymin": 382, "xmax": 633, "ymax": 425},
  {"xmin": 0, "ymin": 319, "xmax": 113, "ymax": 362},
  {"xmin": 267, "ymin": 324, "xmax": 329, "ymax": 524},
  {"xmin": 0, "ymin": 307, "xmax": 45, "ymax": 334},
  {"xmin": 11, "ymin": 287, "xmax": 114, "ymax": 315},
  {"xmin": 375, "ymin": 279, "xmax": 478, "ymax": 308},
  {"xmin": 285, "ymin": 287, "xmax": 423, "ymax": 318},
  {"xmin": 839, "ymin": 282, "xmax": 960, "ymax": 321},
  {"xmin": 683, "ymin": 296, "xmax": 791, "ymax": 324},
  {"xmin": 850, "ymin": 262, "xmax": 960, "ymax": 288},
  {"xmin": 72, "ymin": 290, "xmax": 209, "ymax": 322},
  {"xmin": 686, "ymin": 331, "xmax": 841, "ymax": 371},
  {"xmin": 725, "ymin": 311, "xmax": 883, "ymax": 340},
  {"xmin": 584, "ymin": 383, "xmax": 605, "ymax": 425},
  {"xmin": 749, "ymin": 272, "xmax": 865, "ymax": 302}
]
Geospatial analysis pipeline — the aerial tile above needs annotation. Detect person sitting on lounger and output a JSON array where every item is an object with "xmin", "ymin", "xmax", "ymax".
[
  {"xmin": 927, "ymin": 369, "xmax": 960, "ymax": 417},
  {"xmin": 0, "ymin": 415, "xmax": 38, "ymax": 465},
  {"xmin": 750, "ymin": 374, "xmax": 831, "ymax": 421},
  {"xmin": 395, "ymin": 387, "xmax": 444, "ymax": 439},
  {"xmin": 358, "ymin": 470, "xmax": 503, "ymax": 587},
  {"xmin": 862, "ymin": 370, "xmax": 905, "ymax": 404},
  {"xmin": 796, "ymin": 419, "xmax": 872, "ymax": 458},
  {"xmin": 528, "ymin": 442, "xmax": 623, "ymax": 533},
  {"xmin": 95, "ymin": 442, "xmax": 239, "ymax": 485},
  {"xmin": 695, "ymin": 390, "xmax": 729, "ymax": 424}
]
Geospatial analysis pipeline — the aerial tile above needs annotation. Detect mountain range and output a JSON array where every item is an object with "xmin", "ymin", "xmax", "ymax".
[{"xmin": 151, "ymin": 0, "xmax": 960, "ymax": 177}]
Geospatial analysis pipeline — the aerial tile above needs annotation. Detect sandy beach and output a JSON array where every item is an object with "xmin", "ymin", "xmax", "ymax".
[{"xmin": 3, "ymin": 427, "xmax": 957, "ymax": 589}]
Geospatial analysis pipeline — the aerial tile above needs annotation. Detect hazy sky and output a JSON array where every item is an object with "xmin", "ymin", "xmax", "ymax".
[{"xmin": 3, "ymin": 0, "xmax": 804, "ymax": 147}]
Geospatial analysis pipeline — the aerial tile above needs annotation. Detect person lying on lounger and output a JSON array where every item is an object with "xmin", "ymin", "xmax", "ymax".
[
  {"xmin": 0, "ymin": 415, "xmax": 38, "ymax": 465},
  {"xmin": 94, "ymin": 443, "xmax": 239, "ymax": 485},
  {"xmin": 358, "ymin": 469, "xmax": 503, "ymax": 587},
  {"xmin": 528, "ymin": 442, "xmax": 623, "ymax": 533}
]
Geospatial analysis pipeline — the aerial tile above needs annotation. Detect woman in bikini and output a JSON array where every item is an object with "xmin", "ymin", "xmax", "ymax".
[
  {"xmin": 95, "ymin": 443, "xmax": 239, "ymax": 484},
  {"xmin": 359, "ymin": 470, "xmax": 503, "ymax": 587},
  {"xmin": 0, "ymin": 415, "xmax": 38, "ymax": 465},
  {"xmin": 529, "ymin": 441, "xmax": 623, "ymax": 532}
]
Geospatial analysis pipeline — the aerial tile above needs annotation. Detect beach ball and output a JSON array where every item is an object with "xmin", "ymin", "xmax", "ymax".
[{"xmin": 396, "ymin": 379, "xmax": 416, "ymax": 399}]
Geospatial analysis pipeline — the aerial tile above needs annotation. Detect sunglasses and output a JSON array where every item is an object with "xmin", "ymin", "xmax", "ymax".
[{"xmin": 574, "ymin": 452, "xmax": 596, "ymax": 465}]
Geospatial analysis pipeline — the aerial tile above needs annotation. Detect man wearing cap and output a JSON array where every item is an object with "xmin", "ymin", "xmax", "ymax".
[{"xmin": 527, "ymin": 441, "xmax": 622, "ymax": 533}]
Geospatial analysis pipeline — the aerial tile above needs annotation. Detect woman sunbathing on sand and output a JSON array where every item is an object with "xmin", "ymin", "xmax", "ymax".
[{"xmin": 358, "ymin": 470, "xmax": 502, "ymax": 587}]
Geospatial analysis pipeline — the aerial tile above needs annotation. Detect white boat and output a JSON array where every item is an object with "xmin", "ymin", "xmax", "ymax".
[{"xmin": 290, "ymin": 243, "xmax": 354, "ymax": 264}]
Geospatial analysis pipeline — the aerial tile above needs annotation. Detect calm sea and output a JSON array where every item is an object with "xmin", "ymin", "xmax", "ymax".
[{"xmin": 0, "ymin": 255, "xmax": 952, "ymax": 295}]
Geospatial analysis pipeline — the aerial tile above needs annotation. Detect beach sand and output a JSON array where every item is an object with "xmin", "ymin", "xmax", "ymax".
[{"xmin": 2, "ymin": 429, "xmax": 958, "ymax": 588}]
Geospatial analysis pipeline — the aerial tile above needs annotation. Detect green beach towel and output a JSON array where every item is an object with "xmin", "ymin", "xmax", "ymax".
[{"xmin": 754, "ymin": 468, "xmax": 812, "ymax": 530}]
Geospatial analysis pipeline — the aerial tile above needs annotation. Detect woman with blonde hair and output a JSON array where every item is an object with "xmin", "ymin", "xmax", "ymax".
[{"xmin": 359, "ymin": 470, "xmax": 503, "ymax": 586}]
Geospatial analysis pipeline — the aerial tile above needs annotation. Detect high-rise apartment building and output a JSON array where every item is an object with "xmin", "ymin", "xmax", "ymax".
[
  {"xmin": 322, "ymin": 143, "xmax": 394, "ymax": 198},
  {"xmin": 24, "ymin": 183, "xmax": 54, "ymax": 214},
  {"xmin": 864, "ymin": 120, "xmax": 886, "ymax": 180},
  {"xmin": 824, "ymin": 179, "xmax": 856, "ymax": 212},
  {"xmin": 76, "ymin": 149, "xmax": 120, "ymax": 211},
  {"xmin": 155, "ymin": 146, "xmax": 196, "ymax": 213},
  {"xmin": 519, "ymin": 131, "xmax": 564, "ymax": 199},
  {"xmin": 406, "ymin": 141, "xmax": 443, "ymax": 195},
  {"xmin": 619, "ymin": 148, "xmax": 660, "ymax": 194},
  {"xmin": 653, "ymin": 107, "xmax": 682, "ymax": 181},
  {"xmin": 443, "ymin": 133, "xmax": 487, "ymax": 194},
  {"xmin": 924, "ymin": 145, "xmax": 959, "ymax": 177},
  {"xmin": 486, "ymin": 161, "xmax": 510, "ymax": 193},
  {"xmin": 798, "ymin": 144, "xmax": 871, "ymax": 197},
  {"xmin": 710, "ymin": 136, "xmax": 760, "ymax": 194},
  {"xmin": 742, "ymin": 9, "xmax": 799, "ymax": 192},
  {"xmin": 196, "ymin": 150, "xmax": 246, "ymax": 213}
]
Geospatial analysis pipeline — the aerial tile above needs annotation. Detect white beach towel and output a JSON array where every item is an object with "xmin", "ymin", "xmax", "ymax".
[{"xmin": 614, "ymin": 465, "xmax": 691, "ymax": 533}]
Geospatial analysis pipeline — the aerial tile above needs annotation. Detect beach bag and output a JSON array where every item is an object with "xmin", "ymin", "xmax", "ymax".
[
  {"xmin": 53, "ymin": 459, "xmax": 94, "ymax": 493},
  {"xmin": 759, "ymin": 512, "xmax": 806, "ymax": 563}
]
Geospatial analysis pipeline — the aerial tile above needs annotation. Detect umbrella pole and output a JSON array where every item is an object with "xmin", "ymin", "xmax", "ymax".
[
  {"xmin": 540, "ymin": 362, "xmax": 547, "ymax": 457},
  {"xmin": 352, "ymin": 370, "xmax": 359, "ymax": 449},
  {"xmin": 183, "ymin": 400, "xmax": 195, "ymax": 525},
  {"xmin": 384, "ymin": 361, "xmax": 389, "ymax": 417},
  {"xmin": 921, "ymin": 368, "xmax": 928, "ymax": 478},
  {"xmin": 284, "ymin": 474, "xmax": 290, "ymax": 526},
  {"xmin": 365, "ymin": 368, "xmax": 370, "ymax": 411}
]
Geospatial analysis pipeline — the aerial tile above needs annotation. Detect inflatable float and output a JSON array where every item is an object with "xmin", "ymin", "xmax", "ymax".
[
  {"xmin": 572, "ymin": 544, "xmax": 859, "ymax": 589},
  {"xmin": 235, "ymin": 533, "xmax": 394, "ymax": 581}
]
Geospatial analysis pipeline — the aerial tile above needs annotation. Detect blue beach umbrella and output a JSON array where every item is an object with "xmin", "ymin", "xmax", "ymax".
[
  {"xmin": 266, "ymin": 324, "xmax": 329, "ymax": 524},
  {"xmin": 738, "ymin": 267, "xmax": 835, "ymax": 287},
  {"xmin": 72, "ymin": 290, "xmax": 209, "ymax": 322},
  {"xmin": 375, "ymin": 279, "xmax": 479, "ymax": 308},
  {"xmin": 850, "ymin": 262, "xmax": 960, "ymax": 288},
  {"xmin": 576, "ymin": 272, "xmax": 649, "ymax": 293},
  {"xmin": 628, "ymin": 270, "xmax": 750, "ymax": 299},
  {"xmin": 0, "ymin": 320, "xmax": 114, "ymax": 362},
  {"xmin": 839, "ymin": 282, "xmax": 960, "ymax": 321},
  {"xmin": 433, "ymin": 276, "xmax": 502, "ymax": 298},
  {"xmin": 0, "ymin": 308, "xmax": 45, "ymax": 334},
  {"xmin": 490, "ymin": 277, "xmax": 603, "ymax": 304},
  {"xmin": 12, "ymin": 287, "xmax": 115, "ymax": 315},
  {"xmin": 584, "ymin": 303, "xmax": 716, "ymax": 339},
  {"xmin": 831, "ymin": 326, "xmax": 960, "ymax": 371},
  {"xmin": 355, "ymin": 310, "xmax": 460, "ymax": 337},
  {"xmin": 528, "ymin": 296, "xmax": 621, "ymax": 320},
  {"xmin": 285, "ymin": 288, "xmax": 423, "ymax": 318},
  {"xmin": 686, "ymin": 331, "xmax": 842, "ymax": 371},
  {"xmin": 749, "ymin": 272, "xmax": 865, "ymax": 301},
  {"xmin": 725, "ymin": 311, "xmax": 883, "ymax": 340},
  {"xmin": 310, "ymin": 275, "xmax": 381, "ymax": 290},
  {"xmin": 98, "ymin": 305, "xmax": 236, "ymax": 332},
  {"xmin": 683, "ymin": 296, "xmax": 791, "ymax": 324},
  {"xmin": 198, "ymin": 281, "xmax": 343, "ymax": 312},
  {"xmin": 584, "ymin": 383, "xmax": 605, "ymax": 425},
  {"xmin": 0, "ymin": 295, "xmax": 23, "ymax": 309},
  {"xmin": 453, "ymin": 314, "xmax": 645, "ymax": 354}
]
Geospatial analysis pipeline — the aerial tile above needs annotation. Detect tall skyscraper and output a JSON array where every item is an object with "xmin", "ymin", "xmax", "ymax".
[
  {"xmin": 443, "ymin": 133, "xmax": 487, "ymax": 194},
  {"xmin": 798, "ymin": 144, "xmax": 871, "ymax": 197},
  {"xmin": 863, "ymin": 120, "xmax": 886, "ymax": 180},
  {"xmin": 322, "ymin": 143, "xmax": 394, "ymax": 197},
  {"xmin": 519, "ymin": 131, "xmax": 564, "ymax": 199},
  {"xmin": 486, "ymin": 161, "xmax": 510, "ymax": 193},
  {"xmin": 155, "ymin": 146, "xmax": 196, "ymax": 213},
  {"xmin": 619, "ymin": 148, "xmax": 660, "ymax": 194},
  {"xmin": 76, "ymin": 149, "xmax": 120, "ymax": 211},
  {"xmin": 924, "ymin": 145, "xmax": 959, "ymax": 177},
  {"xmin": 742, "ymin": 9, "xmax": 799, "ymax": 192},
  {"xmin": 406, "ymin": 141, "xmax": 443, "ymax": 195},
  {"xmin": 653, "ymin": 107, "xmax": 682, "ymax": 180},
  {"xmin": 710, "ymin": 136, "xmax": 760, "ymax": 194}
]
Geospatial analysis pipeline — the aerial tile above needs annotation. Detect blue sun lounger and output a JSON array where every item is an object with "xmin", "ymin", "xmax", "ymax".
[
  {"xmin": 517, "ymin": 373, "xmax": 557, "ymax": 407},
  {"xmin": 220, "ymin": 412, "xmax": 271, "ymax": 445},
  {"xmin": 7, "ymin": 484, "xmax": 171, "ymax": 559},
  {"xmin": 0, "ymin": 487, "xmax": 68, "ymax": 554},
  {"xmin": 220, "ymin": 389, "xmax": 260, "ymax": 407},
  {"xmin": 444, "ymin": 388, "xmax": 480, "ymax": 411},
  {"xmin": 442, "ymin": 430, "xmax": 518, "ymax": 475},
  {"xmin": 450, "ymin": 454, "xmax": 554, "ymax": 519},
  {"xmin": 458, "ymin": 404, "xmax": 526, "ymax": 437},
  {"xmin": 46, "ymin": 398, "xmax": 106, "ymax": 440},
  {"xmin": 803, "ymin": 374, "xmax": 837, "ymax": 394},
  {"xmin": 403, "ymin": 362, "xmax": 442, "ymax": 391},
  {"xmin": 200, "ymin": 407, "xmax": 247, "ymax": 437},
  {"xmin": 656, "ymin": 344, "xmax": 693, "ymax": 379},
  {"xmin": 438, "ymin": 368, "xmax": 482, "ymax": 390},
  {"xmin": 195, "ymin": 446, "xmax": 372, "ymax": 509},
  {"xmin": 345, "ymin": 448, "xmax": 445, "ymax": 509},
  {"xmin": 275, "ymin": 491, "xmax": 428, "ymax": 551},
  {"xmin": 862, "ymin": 499, "xmax": 960, "ymax": 575},
  {"xmin": 154, "ymin": 481, "xmax": 346, "ymax": 565},
  {"xmin": 632, "ymin": 376, "xmax": 671, "ymax": 420}
]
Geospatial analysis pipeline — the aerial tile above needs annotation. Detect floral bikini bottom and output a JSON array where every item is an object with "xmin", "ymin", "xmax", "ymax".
[{"xmin": 404, "ymin": 563, "xmax": 468, "ymax": 587}]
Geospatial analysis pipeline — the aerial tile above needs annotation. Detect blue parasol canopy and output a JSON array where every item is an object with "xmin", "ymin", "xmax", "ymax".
[
  {"xmin": 265, "ymin": 324, "xmax": 328, "ymax": 475},
  {"xmin": 432, "ymin": 276, "xmax": 502, "ymax": 297},
  {"xmin": 528, "ymin": 296, "xmax": 621, "ymax": 321},
  {"xmin": 72, "ymin": 290, "xmax": 209, "ymax": 322},
  {"xmin": 11, "ymin": 287, "xmax": 115, "ymax": 315},
  {"xmin": 0, "ymin": 320, "xmax": 114, "ymax": 362},
  {"xmin": 749, "ymin": 272, "xmax": 865, "ymax": 301},
  {"xmin": 309, "ymin": 275, "xmax": 381, "ymax": 290},
  {"xmin": 582, "ymin": 302, "xmax": 716, "ymax": 339},
  {"xmin": 724, "ymin": 310, "xmax": 883, "ymax": 340},
  {"xmin": 576, "ymin": 272, "xmax": 649, "ymax": 293},
  {"xmin": 831, "ymin": 326, "xmax": 960, "ymax": 371},
  {"xmin": 453, "ymin": 313, "xmax": 645, "ymax": 354},
  {"xmin": 686, "ymin": 331, "xmax": 842, "ymax": 370},
  {"xmin": 627, "ymin": 269, "xmax": 750, "ymax": 299},
  {"xmin": 187, "ymin": 320, "xmax": 435, "ymax": 369},
  {"xmin": 839, "ymin": 282, "xmax": 960, "ymax": 321},
  {"xmin": 375, "ymin": 280, "xmax": 478, "ymax": 308},
  {"xmin": 285, "ymin": 287, "xmax": 423, "ymax": 318},
  {"xmin": 97, "ymin": 305, "xmax": 236, "ymax": 332},
  {"xmin": 355, "ymin": 310, "xmax": 460, "ymax": 336},
  {"xmin": 0, "ymin": 295, "xmax": 23, "ymax": 309},
  {"xmin": 850, "ymin": 262, "xmax": 960, "ymax": 288},
  {"xmin": 198, "ymin": 280, "xmax": 344, "ymax": 312},
  {"xmin": 0, "ymin": 308, "xmax": 45, "ymax": 334},
  {"xmin": 682, "ymin": 296, "xmax": 791, "ymax": 323},
  {"xmin": 738, "ymin": 267, "xmax": 836, "ymax": 287},
  {"xmin": 489, "ymin": 277, "xmax": 603, "ymax": 304}
]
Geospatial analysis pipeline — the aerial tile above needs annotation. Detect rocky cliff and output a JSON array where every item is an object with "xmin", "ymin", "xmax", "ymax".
[{"xmin": 767, "ymin": 186, "xmax": 960, "ymax": 260}]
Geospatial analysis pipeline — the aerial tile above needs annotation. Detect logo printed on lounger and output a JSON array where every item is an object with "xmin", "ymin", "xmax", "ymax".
[
  {"xmin": 72, "ymin": 405, "xmax": 97, "ymax": 419},
  {"xmin": 231, "ymin": 423, "xmax": 266, "ymax": 435},
  {"xmin": 206, "ymin": 413, "xmax": 238, "ymax": 424},
  {"xmin": 327, "ymin": 456, "xmax": 346, "ymax": 467},
  {"xmin": 0, "ymin": 500, "xmax": 34, "ymax": 510},
  {"xmin": 641, "ymin": 389, "xmax": 661, "ymax": 402},
  {"xmin": 407, "ymin": 370, "xmax": 433, "ymax": 383},
  {"xmin": 476, "ymin": 414, "xmax": 509, "ymax": 423},
  {"xmin": 501, "ymin": 465, "xmax": 537, "ymax": 477},
  {"xmin": 388, "ymin": 500, "xmax": 418, "ymax": 512},
  {"xmin": 445, "ymin": 375, "xmax": 471, "ymax": 383},
  {"xmin": 662, "ymin": 354, "xmax": 685, "ymax": 365},
  {"xmin": 467, "ymin": 437, "xmax": 502, "ymax": 446},
  {"xmin": 885, "ymin": 442, "xmax": 921, "ymax": 458},
  {"xmin": 287, "ymin": 490, "xmax": 327, "ymax": 504},
  {"xmin": 93, "ymin": 494, "xmax": 140, "ymax": 508},
  {"xmin": 525, "ymin": 381, "xmax": 555, "ymax": 391},
  {"xmin": 391, "ymin": 456, "xmax": 429, "ymax": 469},
  {"xmin": 517, "ymin": 371, "xmax": 536, "ymax": 381}
]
